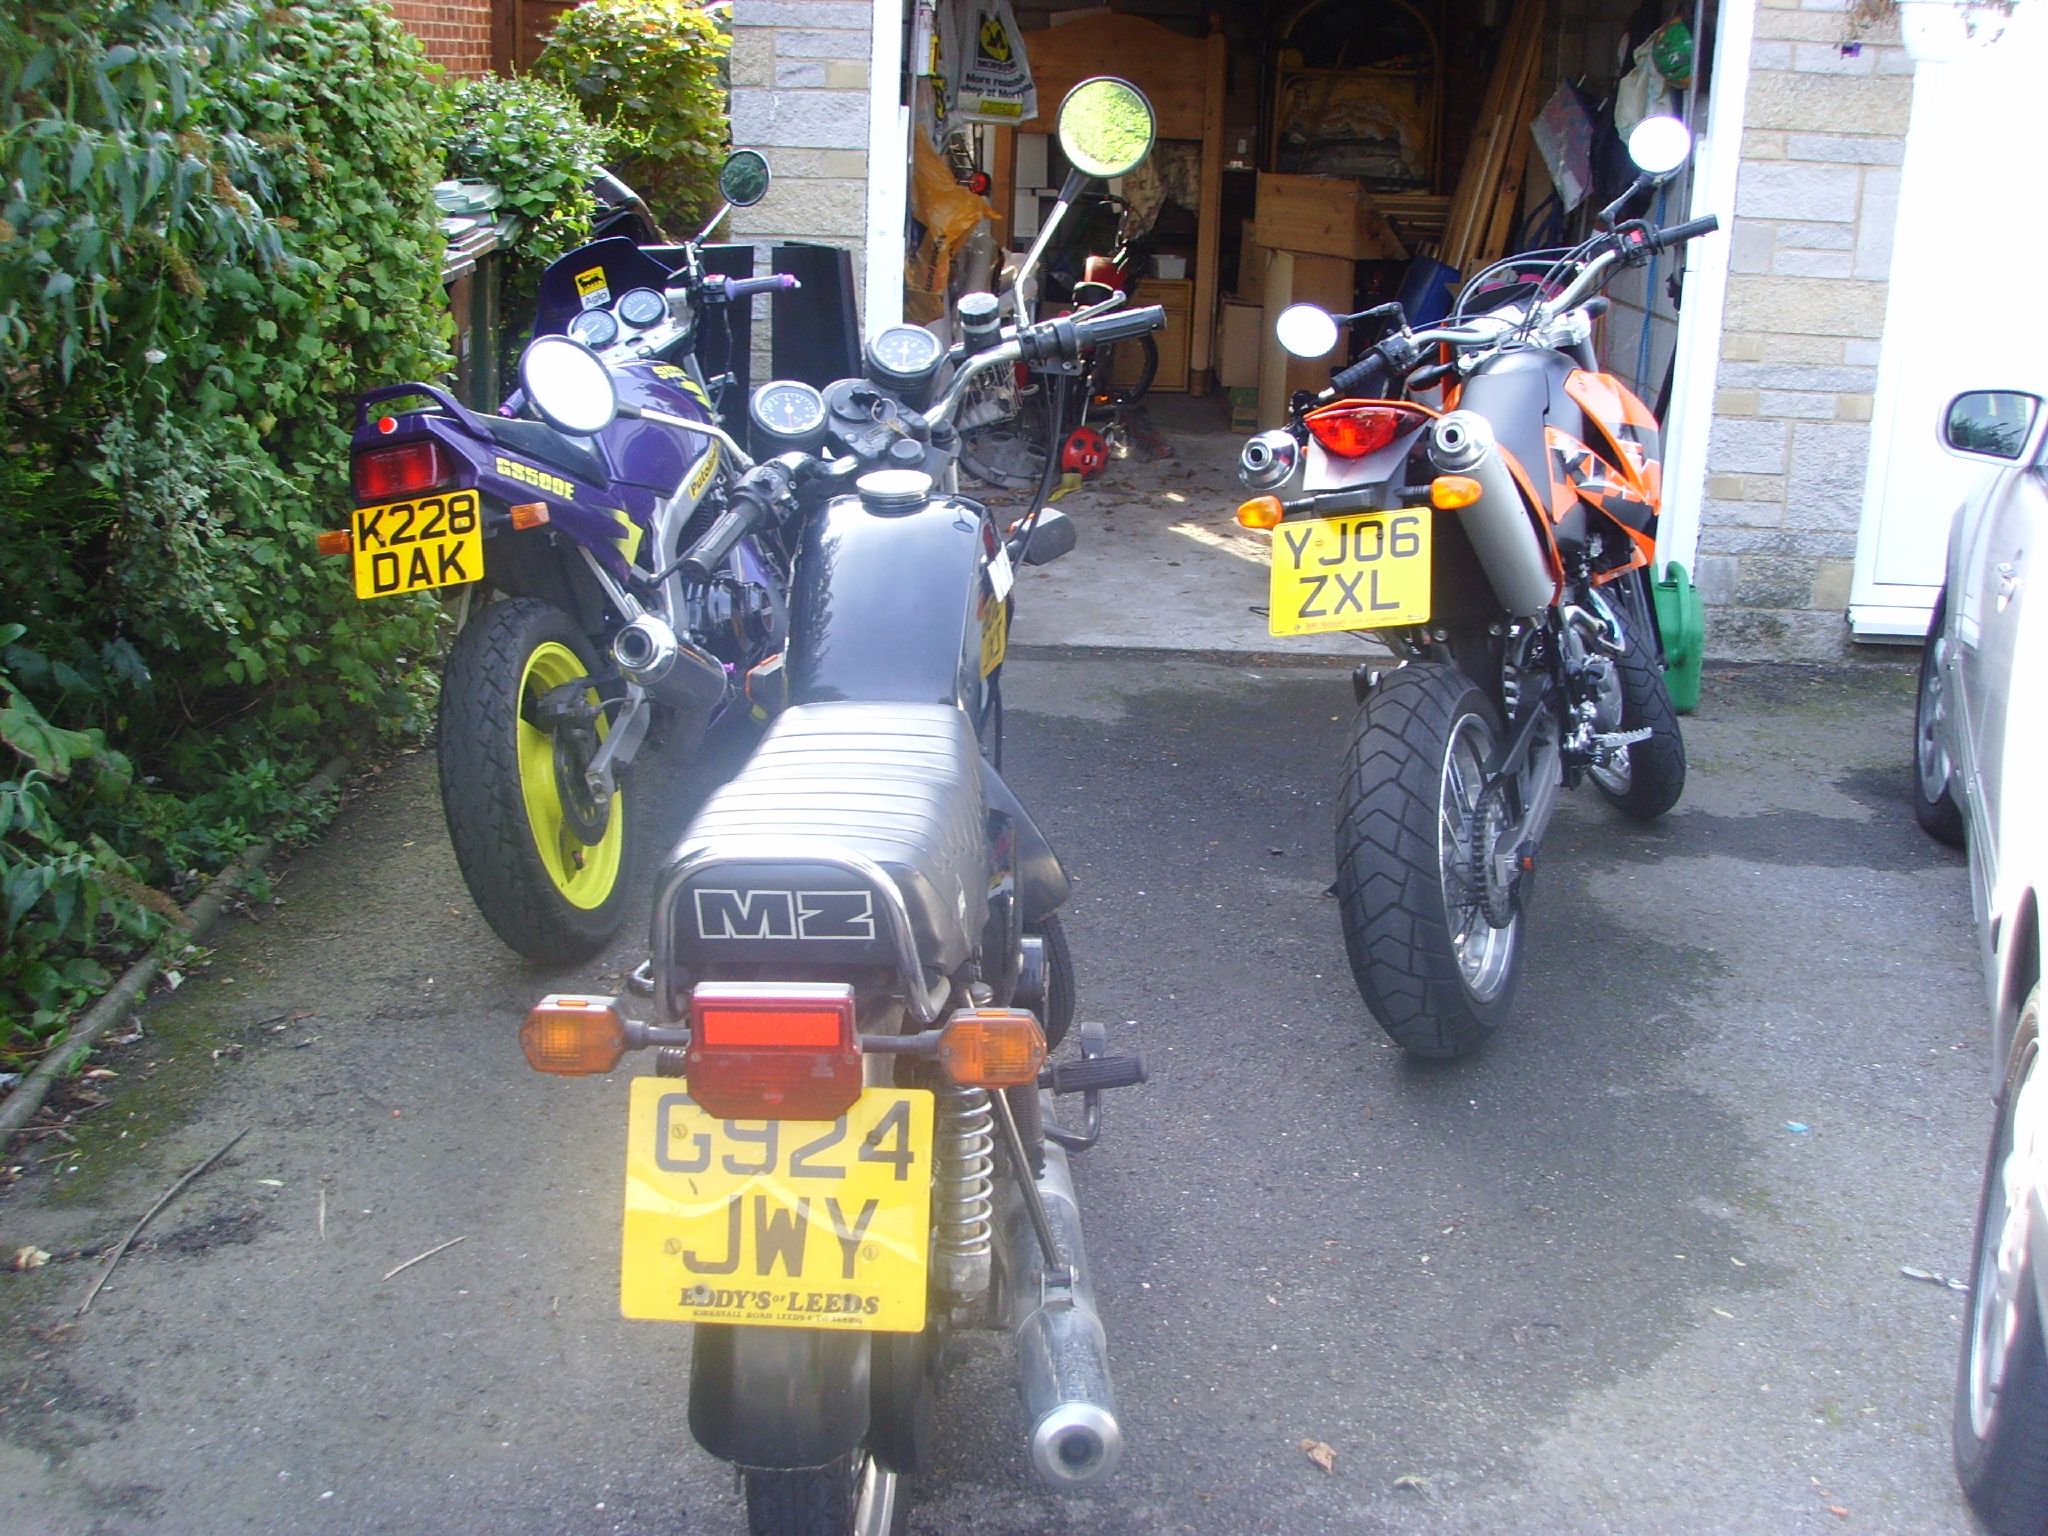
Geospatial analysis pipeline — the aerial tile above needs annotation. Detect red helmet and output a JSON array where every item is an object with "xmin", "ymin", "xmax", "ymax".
[{"xmin": 1062, "ymin": 426, "xmax": 1108, "ymax": 477}]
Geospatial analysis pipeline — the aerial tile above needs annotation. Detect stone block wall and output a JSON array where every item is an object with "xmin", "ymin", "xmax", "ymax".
[
  {"xmin": 730, "ymin": 0, "xmax": 877, "ymax": 371},
  {"xmin": 1696, "ymin": 0, "xmax": 1913, "ymax": 658}
]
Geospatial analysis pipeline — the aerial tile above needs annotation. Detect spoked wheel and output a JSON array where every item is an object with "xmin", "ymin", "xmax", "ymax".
[
  {"xmin": 1335, "ymin": 663, "xmax": 1523, "ymax": 1058},
  {"xmin": 437, "ymin": 597, "xmax": 634, "ymax": 963},
  {"xmin": 1955, "ymin": 986, "xmax": 2048, "ymax": 1534},
  {"xmin": 744, "ymin": 1454, "xmax": 906, "ymax": 1536},
  {"xmin": 1587, "ymin": 628, "xmax": 1687, "ymax": 821},
  {"xmin": 1914, "ymin": 587, "xmax": 1966, "ymax": 846}
]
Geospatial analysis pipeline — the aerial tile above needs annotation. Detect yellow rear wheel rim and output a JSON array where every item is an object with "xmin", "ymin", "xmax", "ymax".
[{"xmin": 515, "ymin": 640, "xmax": 623, "ymax": 910}]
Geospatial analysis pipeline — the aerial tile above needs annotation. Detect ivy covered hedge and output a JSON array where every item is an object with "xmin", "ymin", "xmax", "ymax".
[{"xmin": 0, "ymin": 0, "xmax": 452, "ymax": 1057}]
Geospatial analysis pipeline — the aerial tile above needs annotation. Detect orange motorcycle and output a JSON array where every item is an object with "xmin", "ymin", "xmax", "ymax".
[{"xmin": 1233, "ymin": 115, "xmax": 1717, "ymax": 1058}]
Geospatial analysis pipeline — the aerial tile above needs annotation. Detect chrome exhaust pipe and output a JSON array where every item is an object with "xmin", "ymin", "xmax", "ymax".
[
  {"xmin": 1002, "ymin": 1128, "xmax": 1123, "ymax": 1489},
  {"xmin": 1425, "ymin": 412, "xmax": 1555, "ymax": 618},
  {"xmin": 1238, "ymin": 429, "xmax": 1299, "ymax": 490},
  {"xmin": 612, "ymin": 616, "xmax": 727, "ymax": 713}
]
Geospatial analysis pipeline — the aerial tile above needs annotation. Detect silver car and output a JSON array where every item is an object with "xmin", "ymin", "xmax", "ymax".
[{"xmin": 1913, "ymin": 386, "xmax": 2048, "ymax": 1533}]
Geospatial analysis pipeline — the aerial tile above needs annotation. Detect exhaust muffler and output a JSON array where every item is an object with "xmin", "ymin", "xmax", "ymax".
[
  {"xmin": 1238, "ymin": 429, "xmax": 1299, "ymax": 491},
  {"xmin": 1002, "ymin": 1127, "xmax": 1123, "ymax": 1490},
  {"xmin": 612, "ymin": 616, "xmax": 728, "ymax": 713},
  {"xmin": 1426, "ymin": 412, "xmax": 1555, "ymax": 618}
]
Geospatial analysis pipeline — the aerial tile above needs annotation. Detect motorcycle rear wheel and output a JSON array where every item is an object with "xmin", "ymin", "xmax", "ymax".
[
  {"xmin": 1335, "ymin": 662, "xmax": 1522, "ymax": 1058},
  {"xmin": 438, "ymin": 597, "xmax": 634, "ymax": 963},
  {"xmin": 744, "ymin": 1455, "xmax": 906, "ymax": 1536},
  {"xmin": 1587, "ymin": 629, "xmax": 1686, "ymax": 821}
]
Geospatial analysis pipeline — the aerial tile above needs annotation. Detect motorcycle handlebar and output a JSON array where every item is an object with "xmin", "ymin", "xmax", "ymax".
[
  {"xmin": 1648, "ymin": 214, "xmax": 1720, "ymax": 253},
  {"xmin": 1327, "ymin": 350, "xmax": 1390, "ymax": 398},
  {"xmin": 1073, "ymin": 303, "xmax": 1167, "ymax": 346},
  {"xmin": 679, "ymin": 484, "xmax": 774, "ymax": 581},
  {"xmin": 712, "ymin": 273, "xmax": 801, "ymax": 302}
]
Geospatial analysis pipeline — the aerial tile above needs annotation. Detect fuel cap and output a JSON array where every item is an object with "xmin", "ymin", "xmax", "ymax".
[{"xmin": 856, "ymin": 469, "xmax": 932, "ymax": 515}]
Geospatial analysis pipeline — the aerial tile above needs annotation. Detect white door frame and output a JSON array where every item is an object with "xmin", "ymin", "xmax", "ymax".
[{"xmin": 1656, "ymin": 0, "xmax": 1755, "ymax": 581}]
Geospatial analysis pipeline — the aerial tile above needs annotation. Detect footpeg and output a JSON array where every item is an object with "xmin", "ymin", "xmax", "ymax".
[
  {"xmin": 1043, "ymin": 1053, "xmax": 1147, "ymax": 1095},
  {"xmin": 1590, "ymin": 726, "xmax": 1650, "ymax": 763},
  {"xmin": 1043, "ymin": 1022, "xmax": 1142, "ymax": 1154}
]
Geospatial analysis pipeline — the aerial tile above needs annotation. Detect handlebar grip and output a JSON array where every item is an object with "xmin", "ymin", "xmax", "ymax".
[
  {"xmin": 679, "ymin": 492, "xmax": 768, "ymax": 581},
  {"xmin": 1074, "ymin": 303, "xmax": 1167, "ymax": 345},
  {"xmin": 717, "ymin": 273, "xmax": 801, "ymax": 301},
  {"xmin": 1649, "ymin": 215, "xmax": 1720, "ymax": 252},
  {"xmin": 1328, "ymin": 350, "xmax": 1389, "ymax": 397}
]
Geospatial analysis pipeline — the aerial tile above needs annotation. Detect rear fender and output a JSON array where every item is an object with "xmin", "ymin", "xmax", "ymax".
[
  {"xmin": 689, "ymin": 1323, "xmax": 870, "ymax": 1468},
  {"xmin": 983, "ymin": 761, "xmax": 1070, "ymax": 922}
]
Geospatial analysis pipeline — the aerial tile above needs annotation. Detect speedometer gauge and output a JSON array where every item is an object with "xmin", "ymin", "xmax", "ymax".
[
  {"xmin": 568, "ymin": 309, "xmax": 618, "ymax": 348},
  {"xmin": 749, "ymin": 380, "xmax": 828, "ymax": 455},
  {"xmin": 617, "ymin": 287, "xmax": 668, "ymax": 328},
  {"xmin": 864, "ymin": 324, "xmax": 946, "ymax": 406}
]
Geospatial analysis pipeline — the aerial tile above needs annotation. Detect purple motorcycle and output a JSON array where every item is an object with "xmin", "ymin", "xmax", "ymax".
[{"xmin": 324, "ymin": 152, "xmax": 797, "ymax": 962}]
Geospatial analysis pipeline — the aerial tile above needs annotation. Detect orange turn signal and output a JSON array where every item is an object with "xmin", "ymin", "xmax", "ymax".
[
  {"xmin": 937, "ymin": 1008, "xmax": 1047, "ymax": 1088},
  {"xmin": 509, "ymin": 501, "xmax": 551, "ymax": 530},
  {"xmin": 316, "ymin": 530, "xmax": 353, "ymax": 556},
  {"xmin": 520, "ymin": 994, "xmax": 629, "ymax": 1075},
  {"xmin": 1430, "ymin": 475, "xmax": 1484, "ymax": 510},
  {"xmin": 1235, "ymin": 496, "xmax": 1284, "ymax": 531}
]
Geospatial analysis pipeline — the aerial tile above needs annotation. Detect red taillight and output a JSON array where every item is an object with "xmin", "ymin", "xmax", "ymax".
[
  {"xmin": 352, "ymin": 439, "xmax": 452, "ymax": 501},
  {"xmin": 686, "ymin": 982, "xmax": 862, "ymax": 1121},
  {"xmin": 1305, "ymin": 404, "xmax": 1404, "ymax": 459}
]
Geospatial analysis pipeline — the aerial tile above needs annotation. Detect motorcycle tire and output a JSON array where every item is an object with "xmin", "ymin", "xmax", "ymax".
[
  {"xmin": 1954, "ymin": 986, "xmax": 2048, "ymax": 1536},
  {"xmin": 744, "ymin": 1455, "xmax": 906, "ymax": 1536},
  {"xmin": 1913, "ymin": 587, "xmax": 1966, "ymax": 847},
  {"xmin": 1335, "ymin": 662, "xmax": 1522, "ymax": 1059},
  {"xmin": 1086, "ymin": 334, "xmax": 1158, "ymax": 414},
  {"xmin": 437, "ymin": 597, "xmax": 634, "ymax": 963},
  {"xmin": 1588, "ymin": 629, "xmax": 1686, "ymax": 821},
  {"xmin": 1033, "ymin": 911, "xmax": 1075, "ymax": 1052}
]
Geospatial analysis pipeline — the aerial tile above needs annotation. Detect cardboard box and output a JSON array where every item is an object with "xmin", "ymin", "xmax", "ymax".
[
  {"xmin": 1226, "ymin": 386, "xmax": 1259, "ymax": 434},
  {"xmin": 1216, "ymin": 298, "xmax": 1263, "ymax": 390},
  {"xmin": 1150, "ymin": 253, "xmax": 1188, "ymax": 281},
  {"xmin": 1254, "ymin": 174, "xmax": 1408, "ymax": 262}
]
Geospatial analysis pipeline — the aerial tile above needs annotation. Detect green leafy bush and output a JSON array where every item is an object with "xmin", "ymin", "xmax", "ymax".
[
  {"xmin": 446, "ymin": 73, "xmax": 618, "ymax": 269},
  {"xmin": 534, "ymin": 0, "xmax": 731, "ymax": 234},
  {"xmin": 0, "ymin": 0, "xmax": 451, "ymax": 1055}
]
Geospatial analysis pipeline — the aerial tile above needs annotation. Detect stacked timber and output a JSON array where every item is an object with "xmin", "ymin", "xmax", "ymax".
[{"xmin": 1440, "ymin": 0, "xmax": 1550, "ymax": 274}]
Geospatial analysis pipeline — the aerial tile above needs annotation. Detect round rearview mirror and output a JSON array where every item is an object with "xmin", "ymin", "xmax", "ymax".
[
  {"xmin": 719, "ymin": 149, "xmax": 771, "ymax": 209},
  {"xmin": 1056, "ymin": 77, "xmax": 1156, "ymax": 180},
  {"xmin": 1627, "ymin": 115, "xmax": 1691, "ymax": 178},
  {"xmin": 1275, "ymin": 303, "xmax": 1341, "ymax": 360},
  {"xmin": 520, "ymin": 335, "xmax": 618, "ymax": 436}
]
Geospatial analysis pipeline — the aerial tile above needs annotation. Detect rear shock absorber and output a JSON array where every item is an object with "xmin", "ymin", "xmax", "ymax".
[{"xmin": 932, "ymin": 1085, "xmax": 995, "ymax": 1302}]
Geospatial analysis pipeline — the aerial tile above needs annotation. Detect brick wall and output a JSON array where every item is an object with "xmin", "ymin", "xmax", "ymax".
[
  {"xmin": 729, "ymin": 0, "xmax": 876, "ymax": 370},
  {"xmin": 387, "ymin": 0, "xmax": 495, "ymax": 78},
  {"xmin": 1696, "ymin": 1, "xmax": 1912, "ymax": 658}
]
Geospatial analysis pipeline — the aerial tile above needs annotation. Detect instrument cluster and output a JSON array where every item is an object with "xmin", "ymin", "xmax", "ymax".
[{"xmin": 567, "ymin": 286, "xmax": 681, "ymax": 355}]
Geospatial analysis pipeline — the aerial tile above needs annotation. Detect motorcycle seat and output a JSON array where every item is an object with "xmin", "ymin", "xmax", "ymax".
[
  {"xmin": 480, "ymin": 415, "xmax": 610, "ymax": 489},
  {"xmin": 661, "ymin": 702, "xmax": 990, "ymax": 991}
]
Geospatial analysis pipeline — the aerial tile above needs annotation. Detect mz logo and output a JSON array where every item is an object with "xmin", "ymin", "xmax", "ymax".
[{"xmin": 694, "ymin": 888, "xmax": 877, "ymax": 941}]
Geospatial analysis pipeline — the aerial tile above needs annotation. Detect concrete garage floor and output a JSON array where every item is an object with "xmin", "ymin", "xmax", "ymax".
[
  {"xmin": 0, "ymin": 407, "xmax": 1988, "ymax": 1534},
  {"xmin": 998, "ymin": 393, "xmax": 1363, "ymax": 660}
]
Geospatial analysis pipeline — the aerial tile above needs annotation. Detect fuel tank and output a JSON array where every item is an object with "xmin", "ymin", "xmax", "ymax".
[{"xmin": 785, "ymin": 473, "xmax": 994, "ymax": 713}]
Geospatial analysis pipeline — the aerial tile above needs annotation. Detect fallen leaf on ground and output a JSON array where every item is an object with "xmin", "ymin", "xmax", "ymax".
[
  {"xmin": 13, "ymin": 1247, "xmax": 50, "ymax": 1271},
  {"xmin": 1393, "ymin": 1473, "xmax": 1430, "ymax": 1492},
  {"xmin": 1300, "ymin": 1439, "xmax": 1336, "ymax": 1473}
]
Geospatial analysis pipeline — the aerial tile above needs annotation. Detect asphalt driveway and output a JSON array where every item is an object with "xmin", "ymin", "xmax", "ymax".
[{"xmin": 0, "ymin": 647, "xmax": 1989, "ymax": 1536}]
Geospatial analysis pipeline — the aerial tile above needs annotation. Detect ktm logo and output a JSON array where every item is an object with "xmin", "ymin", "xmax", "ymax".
[{"xmin": 694, "ymin": 888, "xmax": 876, "ymax": 941}]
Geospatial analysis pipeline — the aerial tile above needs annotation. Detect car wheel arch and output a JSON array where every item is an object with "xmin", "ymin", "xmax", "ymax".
[{"xmin": 1999, "ymin": 895, "xmax": 2043, "ymax": 1071}]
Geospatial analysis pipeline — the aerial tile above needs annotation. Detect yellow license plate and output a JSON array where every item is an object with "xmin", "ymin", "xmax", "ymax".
[
  {"xmin": 349, "ymin": 489, "xmax": 483, "ymax": 599},
  {"xmin": 621, "ymin": 1081, "xmax": 935, "ymax": 1332},
  {"xmin": 1267, "ymin": 508, "xmax": 1432, "ymax": 636}
]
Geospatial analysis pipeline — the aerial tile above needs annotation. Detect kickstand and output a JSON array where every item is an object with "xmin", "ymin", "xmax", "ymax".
[{"xmin": 627, "ymin": 959, "xmax": 655, "ymax": 996}]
